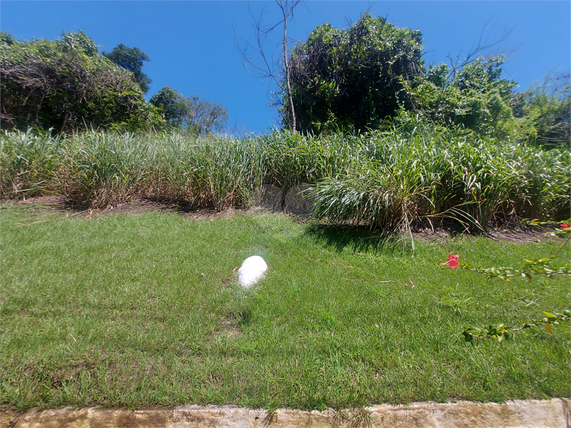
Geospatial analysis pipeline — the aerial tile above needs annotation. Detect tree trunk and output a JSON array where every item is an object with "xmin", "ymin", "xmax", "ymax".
[{"xmin": 281, "ymin": 1, "xmax": 297, "ymax": 133}]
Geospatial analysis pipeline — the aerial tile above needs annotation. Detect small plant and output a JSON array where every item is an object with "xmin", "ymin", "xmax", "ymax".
[
  {"xmin": 333, "ymin": 407, "xmax": 373, "ymax": 428},
  {"xmin": 443, "ymin": 222, "xmax": 571, "ymax": 281},
  {"xmin": 462, "ymin": 257, "xmax": 571, "ymax": 281},
  {"xmin": 462, "ymin": 310, "xmax": 571, "ymax": 342}
]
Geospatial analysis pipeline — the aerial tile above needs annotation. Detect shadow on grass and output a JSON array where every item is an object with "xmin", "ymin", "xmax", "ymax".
[{"xmin": 303, "ymin": 222, "xmax": 407, "ymax": 255}]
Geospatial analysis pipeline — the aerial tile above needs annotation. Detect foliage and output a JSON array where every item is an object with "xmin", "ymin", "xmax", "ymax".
[
  {"xmin": 0, "ymin": 31, "xmax": 225, "ymax": 135},
  {"xmin": 461, "ymin": 257, "xmax": 571, "ymax": 281},
  {"xmin": 149, "ymin": 86, "xmax": 189, "ymax": 127},
  {"xmin": 406, "ymin": 57, "xmax": 522, "ymax": 140},
  {"xmin": 440, "ymin": 232, "xmax": 571, "ymax": 342},
  {"xmin": 0, "ymin": 31, "xmax": 148, "ymax": 133},
  {"xmin": 185, "ymin": 95, "xmax": 230, "ymax": 135},
  {"xmin": 462, "ymin": 311, "xmax": 571, "ymax": 343},
  {"xmin": 103, "ymin": 43, "xmax": 152, "ymax": 94},
  {"xmin": 261, "ymin": 130, "xmax": 356, "ymax": 209},
  {"xmin": 286, "ymin": 13, "xmax": 425, "ymax": 133},
  {"xmin": 307, "ymin": 119, "xmax": 571, "ymax": 231},
  {"xmin": 1, "ymin": 126, "xmax": 569, "ymax": 224},
  {"xmin": 150, "ymin": 86, "xmax": 229, "ymax": 135},
  {"xmin": 281, "ymin": 14, "xmax": 564, "ymax": 142},
  {"xmin": 109, "ymin": 101, "xmax": 166, "ymax": 133},
  {"xmin": 0, "ymin": 129, "xmax": 63, "ymax": 197},
  {"xmin": 517, "ymin": 75, "xmax": 571, "ymax": 149},
  {"xmin": 454, "ymin": 222, "xmax": 571, "ymax": 280}
]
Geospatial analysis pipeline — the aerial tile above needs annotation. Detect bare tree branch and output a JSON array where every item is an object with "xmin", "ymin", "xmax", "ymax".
[
  {"xmin": 235, "ymin": 0, "xmax": 301, "ymax": 132},
  {"xmin": 445, "ymin": 23, "xmax": 513, "ymax": 82}
]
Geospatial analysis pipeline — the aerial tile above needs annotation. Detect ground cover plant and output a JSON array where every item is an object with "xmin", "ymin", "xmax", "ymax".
[{"xmin": 1, "ymin": 202, "xmax": 569, "ymax": 411}]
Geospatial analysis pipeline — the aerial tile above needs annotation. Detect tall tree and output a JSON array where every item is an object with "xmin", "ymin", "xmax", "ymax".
[
  {"xmin": 521, "ymin": 74, "xmax": 571, "ymax": 148},
  {"xmin": 149, "ymin": 86, "xmax": 188, "ymax": 127},
  {"xmin": 103, "ymin": 44, "xmax": 152, "ymax": 94},
  {"xmin": 286, "ymin": 13, "xmax": 425, "ymax": 134},
  {"xmin": 184, "ymin": 96, "xmax": 229, "ymax": 135}
]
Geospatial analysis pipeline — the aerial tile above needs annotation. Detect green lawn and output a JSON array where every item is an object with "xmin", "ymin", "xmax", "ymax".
[{"xmin": 1, "ymin": 203, "xmax": 569, "ymax": 411}]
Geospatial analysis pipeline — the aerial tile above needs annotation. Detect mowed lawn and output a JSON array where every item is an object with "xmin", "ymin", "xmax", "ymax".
[{"xmin": 1, "ymin": 203, "xmax": 569, "ymax": 411}]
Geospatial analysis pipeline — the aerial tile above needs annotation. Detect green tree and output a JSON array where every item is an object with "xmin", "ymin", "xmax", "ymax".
[
  {"xmin": 149, "ymin": 86, "xmax": 188, "ymax": 127},
  {"xmin": 103, "ymin": 43, "xmax": 152, "ymax": 94},
  {"xmin": 150, "ymin": 86, "xmax": 229, "ymax": 134},
  {"xmin": 0, "ymin": 31, "xmax": 147, "ymax": 133},
  {"xmin": 184, "ymin": 96, "xmax": 229, "ymax": 135},
  {"xmin": 406, "ymin": 56, "xmax": 521, "ymax": 140},
  {"xmin": 286, "ymin": 13, "xmax": 425, "ymax": 134}
]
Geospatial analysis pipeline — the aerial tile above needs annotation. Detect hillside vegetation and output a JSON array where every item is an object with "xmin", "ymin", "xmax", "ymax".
[{"xmin": 2, "ymin": 118, "xmax": 569, "ymax": 232}]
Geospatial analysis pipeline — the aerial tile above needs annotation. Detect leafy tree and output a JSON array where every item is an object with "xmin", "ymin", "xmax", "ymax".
[
  {"xmin": 110, "ymin": 100, "xmax": 166, "ymax": 133},
  {"xmin": 0, "ymin": 31, "xmax": 148, "ymax": 132},
  {"xmin": 184, "ymin": 96, "xmax": 229, "ymax": 135},
  {"xmin": 406, "ymin": 56, "xmax": 521, "ymax": 140},
  {"xmin": 285, "ymin": 13, "xmax": 425, "ymax": 133},
  {"xmin": 103, "ymin": 43, "xmax": 152, "ymax": 94},
  {"xmin": 150, "ymin": 86, "xmax": 228, "ymax": 134},
  {"xmin": 149, "ymin": 86, "xmax": 188, "ymax": 127}
]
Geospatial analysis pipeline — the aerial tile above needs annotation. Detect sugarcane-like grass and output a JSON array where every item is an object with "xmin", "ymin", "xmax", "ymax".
[
  {"xmin": 1, "ymin": 203, "xmax": 569, "ymax": 411},
  {"xmin": 2, "ymin": 124, "xmax": 569, "ymax": 228}
]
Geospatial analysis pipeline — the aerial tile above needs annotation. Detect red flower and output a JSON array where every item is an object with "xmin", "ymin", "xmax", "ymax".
[
  {"xmin": 441, "ymin": 252, "xmax": 460, "ymax": 270},
  {"xmin": 560, "ymin": 223, "xmax": 570, "ymax": 230}
]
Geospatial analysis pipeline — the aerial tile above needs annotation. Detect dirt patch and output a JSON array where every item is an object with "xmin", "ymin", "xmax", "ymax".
[
  {"xmin": 0, "ymin": 407, "xmax": 18, "ymax": 428},
  {"xmin": 411, "ymin": 226, "xmax": 555, "ymax": 244},
  {"xmin": 1, "ymin": 196, "xmax": 258, "ymax": 221},
  {"xmin": 209, "ymin": 314, "xmax": 244, "ymax": 344},
  {"xmin": 1, "ymin": 196, "xmax": 563, "ymax": 244}
]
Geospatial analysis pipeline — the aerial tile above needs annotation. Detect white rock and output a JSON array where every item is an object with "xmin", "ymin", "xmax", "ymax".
[{"xmin": 237, "ymin": 256, "xmax": 268, "ymax": 287}]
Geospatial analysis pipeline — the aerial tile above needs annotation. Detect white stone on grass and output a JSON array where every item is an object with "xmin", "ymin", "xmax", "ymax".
[{"xmin": 238, "ymin": 256, "xmax": 267, "ymax": 287}]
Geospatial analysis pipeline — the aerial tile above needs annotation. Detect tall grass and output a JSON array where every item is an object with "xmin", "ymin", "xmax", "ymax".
[
  {"xmin": 1, "ymin": 124, "xmax": 569, "ymax": 228},
  {"xmin": 309, "ymin": 124, "xmax": 570, "ymax": 231},
  {"xmin": 0, "ymin": 130, "xmax": 62, "ymax": 198},
  {"xmin": 145, "ymin": 134, "xmax": 266, "ymax": 210}
]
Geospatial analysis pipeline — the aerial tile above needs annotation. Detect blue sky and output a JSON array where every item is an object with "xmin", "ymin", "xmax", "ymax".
[{"xmin": 1, "ymin": 1, "xmax": 570, "ymax": 134}]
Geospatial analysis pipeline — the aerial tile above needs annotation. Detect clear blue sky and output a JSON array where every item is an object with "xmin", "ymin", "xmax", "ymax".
[{"xmin": 1, "ymin": 1, "xmax": 570, "ymax": 134}]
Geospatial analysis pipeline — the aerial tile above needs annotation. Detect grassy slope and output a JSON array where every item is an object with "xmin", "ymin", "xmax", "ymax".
[{"xmin": 1, "ymin": 204, "xmax": 569, "ymax": 411}]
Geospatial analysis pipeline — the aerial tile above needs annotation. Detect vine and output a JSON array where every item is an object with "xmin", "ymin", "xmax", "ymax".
[{"xmin": 441, "ymin": 220, "xmax": 570, "ymax": 342}]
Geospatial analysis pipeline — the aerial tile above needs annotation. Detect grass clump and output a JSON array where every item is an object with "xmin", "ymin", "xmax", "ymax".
[
  {"xmin": 308, "ymin": 125, "xmax": 570, "ymax": 232},
  {"xmin": 0, "ymin": 130, "xmax": 63, "ymax": 198},
  {"xmin": 1, "ymin": 203, "xmax": 569, "ymax": 410}
]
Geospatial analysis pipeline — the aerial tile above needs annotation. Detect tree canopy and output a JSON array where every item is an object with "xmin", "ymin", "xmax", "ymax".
[
  {"xmin": 285, "ymin": 13, "xmax": 425, "ymax": 134},
  {"xmin": 0, "ymin": 21, "xmax": 567, "ymax": 146},
  {"xmin": 149, "ymin": 86, "xmax": 188, "ymax": 127},
  {"xmin": 103, "ymin": 43, "xmax": 152, "ymax": 94},
  {"xmin": 150, "ymin": 86, "xmax": 229, "ymax": 134},
  {"xmin": 1, "ymin": 31, "xmax": 228, "ymax": 135},
  {"xmin": 277, "ymin": 12, "xmax": 569, "ymax": 147},
  {"xmin": 0, "ymin": 31, "xmax": 147, "ymax": 133}
]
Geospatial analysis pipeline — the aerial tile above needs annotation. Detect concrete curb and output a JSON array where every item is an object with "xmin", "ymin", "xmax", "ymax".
[{"xmin": 2, "ymin": 399, "xmax": 570, "ymax": 428}]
